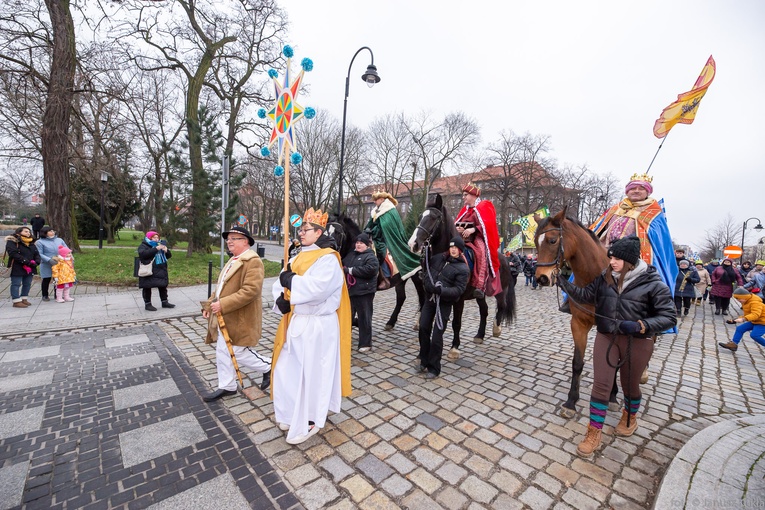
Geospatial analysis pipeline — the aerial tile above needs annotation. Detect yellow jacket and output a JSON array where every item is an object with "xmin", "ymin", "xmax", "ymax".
[
  {"xmin": 51, "ymin": 257, "xmax": 76, "ymax": 285},
  {"xmin": 733, "ymin": 293, "xmax": 765, "ymax": 325}
]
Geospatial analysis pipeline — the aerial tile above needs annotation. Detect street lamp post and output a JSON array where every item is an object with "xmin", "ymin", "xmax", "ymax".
[
  {"xmin": 740, "ymin": 216, "xmax": 764, "ymax": 261},
  {"xmin": 98, "ymin": 171, "xmax": 108, "ymax": 249},
  {"xmin": 337, "ymin": 46, "xmax": 381, "ymax": 215}
]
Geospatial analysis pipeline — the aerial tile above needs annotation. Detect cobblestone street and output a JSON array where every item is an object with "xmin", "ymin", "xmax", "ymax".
[
  {"xmin": 2, "ymin": 281, "xmax": 764, "ymax": 509},
  {"xmin": 160, "ymin": 283, "xmax": 765, "ymax": 509}
]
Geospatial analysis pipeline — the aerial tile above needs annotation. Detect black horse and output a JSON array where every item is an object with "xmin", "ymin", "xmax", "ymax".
[
  {"xmin": 408, "ymin": 194, "xmax": 516, "ymax": 354},
  {"xmin": 327, "ymin": 213, "xmax": 425, "ymax": 331}
]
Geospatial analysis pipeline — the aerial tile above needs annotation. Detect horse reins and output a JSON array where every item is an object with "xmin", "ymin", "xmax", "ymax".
[
  {"xmin": 538, "ymin": 223, "xmax": 640, "ymax": 427},
  {"xmin": 419, "ymin": 208, "xmax": 447, "ymax": 330}
]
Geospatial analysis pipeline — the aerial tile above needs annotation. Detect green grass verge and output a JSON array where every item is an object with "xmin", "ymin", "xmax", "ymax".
[{"xmin": 73, "ymin": 249, "xmax": 282, "ymax": 286}]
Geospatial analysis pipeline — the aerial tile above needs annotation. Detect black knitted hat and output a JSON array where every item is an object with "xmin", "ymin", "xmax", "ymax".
[
  {"xmin": 449, "ymin": 236, "xmax": 466, "ymax": 252},
  {"xmin": 355, "ymin": 233, "xmax": 372, "ymax": 246},
  {"xmin": 607, "ymin": 236, "xmax": 641, "ymax": 266}
]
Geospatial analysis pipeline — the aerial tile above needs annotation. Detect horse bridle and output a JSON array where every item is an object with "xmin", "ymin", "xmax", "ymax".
[
  {"xmin": 414, "ymin": 208, "xmax": 443, "ymax": 248},
  {"xmin": 535, "ymin": 227, "xmax": 565, "ymax": 268}
]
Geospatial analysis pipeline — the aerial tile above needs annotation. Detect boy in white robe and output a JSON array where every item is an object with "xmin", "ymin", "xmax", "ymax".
[{"xmin": 271, "ymin": 208, "xmax": 352, "ymax": 445}]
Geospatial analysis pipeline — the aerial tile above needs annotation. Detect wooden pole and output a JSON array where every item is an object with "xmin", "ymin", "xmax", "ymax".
[{"xmin": 283, "ymin": 151, "xmax": 291, "ymax": 269}]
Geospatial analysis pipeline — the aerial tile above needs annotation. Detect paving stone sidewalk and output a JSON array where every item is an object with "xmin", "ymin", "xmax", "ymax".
[
  {"xmin": 0, "ymin": 326, "xmax": 297, "ymax": 510},
  {"xmin": 2, "ymin": 283, "xmax": 764, "ymax": 509}
]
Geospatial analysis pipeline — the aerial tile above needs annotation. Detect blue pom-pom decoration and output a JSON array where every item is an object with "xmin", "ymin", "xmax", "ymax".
[
  {"xmin": 274, "ymin": 166, "xmax": 284, "ymax": 177},
  {"xmin": 283, "ymin": 46, "xmax": 294, "ymax": 58},
  {"xmin": 257, "ymin": 108, "xmax": 266, "ymax": 119},
  {"xmin": 304, "ymin": 107, "xmax": 316, "ymax": 119},
  {"xmin": 268, "ymin": 69, "xmax": 278, "ymax": 79},
  {"xmin": 301, "ymin": 58, "xmax": 313, "ymax": 72},
  {"xmin": 291, "ymin": 153, "xmax": 303, "ymax": 165},
  {"xmin": 260, "ymin": 147, "xmax": 271, "ymax": 157}
]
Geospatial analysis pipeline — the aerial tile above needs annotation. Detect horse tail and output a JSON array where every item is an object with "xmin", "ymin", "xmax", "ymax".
[{"xmin": 503, "ymin": 281, "xmax": 517, "ymax": 324}]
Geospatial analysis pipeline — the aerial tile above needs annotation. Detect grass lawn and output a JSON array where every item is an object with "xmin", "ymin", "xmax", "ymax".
[
  {"xmin": 79, "ymin": 230, "xmax": 192, "ymax": 249},
  {"xmin": 73, "ymin": 248, "xmax": 282, "ymax": 286}
]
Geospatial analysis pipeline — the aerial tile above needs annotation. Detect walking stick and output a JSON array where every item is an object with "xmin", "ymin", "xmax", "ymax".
[{"xmin": 215, "ymin": 306, "xmax": 244, "ymax": 388}]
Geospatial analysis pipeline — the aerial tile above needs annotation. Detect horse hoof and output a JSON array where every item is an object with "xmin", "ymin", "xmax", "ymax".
[
  {"xmin": 447, "ymin": 348, "xmax": 460, "ymax": 360},
  {"xmin": 608, "ymin": 401, "xmax": 621, "ymax": 412},
  {"xmin": 559, "ymin": 406, "xmax": 576, "ymax": 419},
  {"xmin": 473, "ymin": 337, "xmax": 484, "ymax": 344},
  {"xmin": 492, "ymin": 324, "xmax": 501, "ymax": 337},
  {"xmin": 384, "ymin": 324, "xmax": 394, "ymax": 331},
  {"xmin": 412, "ymin": 324, "xmax": 419, "ymax": 331},
  {"xmin": 640, "ymin": 367, "xmax": 649, "ymax": 384}
]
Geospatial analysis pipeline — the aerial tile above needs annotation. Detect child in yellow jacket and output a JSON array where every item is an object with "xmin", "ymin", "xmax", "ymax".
[
  {"xmin": 719, "ymin": 288, "xmax": 765, "ymax": 352},
  {"xmin": 51, "ymin": 245, "xmax": 77, "ymax": 303}
]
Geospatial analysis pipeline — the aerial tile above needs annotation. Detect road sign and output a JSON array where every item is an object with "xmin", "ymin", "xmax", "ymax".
[
  {"xmin": 289, "ymin": 214, "xmax": 302, "ymax": 228},
  {"xmin": 723, "ymin": 245, "xmax": 743, "ymax": 258},
  {"xmin": 270, "ymin": 226, "xmax": 279, "ymax": 234}
]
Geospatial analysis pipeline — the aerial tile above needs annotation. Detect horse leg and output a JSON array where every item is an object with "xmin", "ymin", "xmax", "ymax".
[
  {"xmin": 447, "ymin": 299, "xmax": 464, "ymax": 360},
  {"xmin": 492, "ymin": 291, "xmax": 505, "ymax": 337},
  {"xmin": 385, "ymin": 282, "xmax": 406, "ymax": 331},
  {"xmin": 474, "ymin": 297, "xmax": 488, "ymax": 343},
  {"xmin": 561, "ymin": 318, "xmax": 590, "ymax": 419}
]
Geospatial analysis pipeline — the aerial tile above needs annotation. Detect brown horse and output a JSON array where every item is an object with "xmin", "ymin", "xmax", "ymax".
[{"xmin": 533, "ymin": 207, "xmax": 619, "ymax": 418}]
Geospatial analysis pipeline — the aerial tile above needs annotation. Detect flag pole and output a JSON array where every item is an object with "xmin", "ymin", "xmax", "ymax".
[{"xmin": 645, "ymin": 131, "xmax": 670, "ymax": 175}]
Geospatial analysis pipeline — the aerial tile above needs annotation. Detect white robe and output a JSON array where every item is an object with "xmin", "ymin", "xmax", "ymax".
[{"xmin": 271, "ymin": 245, "xmax": 344, "ymax": 442}]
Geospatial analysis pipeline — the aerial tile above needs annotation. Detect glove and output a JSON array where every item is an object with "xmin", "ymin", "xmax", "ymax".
[
  {"xmin": 725, "ymin": 319, "xmax": 736, "ymax": 325},
  {"xmin": 618, "ymin": 320, "xmax": 642, "ymax": 335},
  {"xmin": 29, "ymin": 260, "xmax": 36, "ymax": 266},
  {"xmin": 432, "ymin": 282, "xmax": 442, "ymax": 295},
  {"xmin": 275, "ymin": 293, "xmax": 291, "ymax": 314},
  {"xmin": 424, "ymin": 278, "xmax": 436, "ymax": 294},
  {"xmin": 50, "ymin": 259, "xmax": 59, "ymax": 266},
  {"xmin": 343, "ymin": 266, "xmax": 350, "ymax": 274},
  {"xmin": 279, "ymin": 264, "xmax": 296, "ymax": 289},
  {"xmin": 23, "ymin": 265, "xmax": 32, "ymax": 274}
]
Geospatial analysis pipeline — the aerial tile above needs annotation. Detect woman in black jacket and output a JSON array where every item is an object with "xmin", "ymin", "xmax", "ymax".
[
  {"xmin": 558, "ymin": 236, "xmax": 676, "ymax": 458},
  {"xmin": 674, "ymin": 259, "xmax": 700, "ymax": 317},
  {"xmin": 342, "ymin": 233, "xmax": 379, "ymax": 352},
  {"xmin": 137, "ymin": 231, "xmax": 175, "ymax": 311},
  {"xmin": 5, "ymin": 226, "xmax": 41, "ymax": 308},
  {"xmin": 418, "ymin": 236, "xmax": 470, "ymax": 379}
]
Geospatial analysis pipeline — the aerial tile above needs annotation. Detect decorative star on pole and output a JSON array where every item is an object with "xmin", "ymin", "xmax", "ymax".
[
  {"xmin": 258, "ymin": 45, "xmax": 316, "ymax": 176},
  {"xmin": 258, "ymin": 45, "xmax": 316, "ymax": 268}
]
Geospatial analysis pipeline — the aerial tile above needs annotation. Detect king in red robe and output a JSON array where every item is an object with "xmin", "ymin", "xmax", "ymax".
[{"xmin": 454, "ymin": 182, "xmax": 501, "ymax": 298}]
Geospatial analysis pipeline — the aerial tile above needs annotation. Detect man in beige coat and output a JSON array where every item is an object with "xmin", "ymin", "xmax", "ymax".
[{"xmin": 202, "ymin": 226, "xmax": 271, "ymax": 402}]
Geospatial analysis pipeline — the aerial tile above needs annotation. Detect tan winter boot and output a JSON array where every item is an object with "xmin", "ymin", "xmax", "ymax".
[
  {"xmin": 576, "ymin": 425, "xmax": 602, "ymax": 458},
  {"xmin": 615, "ymin": 409, "xmax": 638, "ymax": 437}
]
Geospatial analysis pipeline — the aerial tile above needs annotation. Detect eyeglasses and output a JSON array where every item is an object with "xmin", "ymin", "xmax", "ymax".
[
  {"xmin": 226, "ymin": 237, "xmax": 248, "ymax": 242},
  {"xmin": 298, "ymin": 228, "xmax": 316, "ymax": 234}
]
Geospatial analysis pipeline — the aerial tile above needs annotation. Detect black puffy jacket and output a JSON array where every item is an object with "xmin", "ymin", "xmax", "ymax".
[
  {"xmin": 559, "ymin": 262, "xmax": 676, "ymax": 337},
  {"xmin": 343, "ymin": 247, "xmax": 379, "ymax": 296},
  {"xmin": 424, "ymin": 252, "xmax": 469, "ymax": 304},
  {"xmin": 5, "ymin": 235, "xmax": 41, "ymax": 277},
  {"xmin": 137, "ymin": 240, "xmax": 172, "ymax": 289}
]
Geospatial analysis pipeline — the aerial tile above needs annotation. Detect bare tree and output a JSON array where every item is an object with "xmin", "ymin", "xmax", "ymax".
[
  {"xmin": 699, "ymin": 214, "xmax": 739, "ymax": 261},
  {"xmin": 122, "ymin": 0, "xmax": 287, "ymax": 253},
  {"xmin": 406, "ymin": 111, "xmax": 481, "ymax": 209}
]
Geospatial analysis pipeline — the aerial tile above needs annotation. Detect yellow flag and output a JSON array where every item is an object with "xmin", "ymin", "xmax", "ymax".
[{"xmin": 653, "ymin": 55, "xmax": 716, "ymax": 138}]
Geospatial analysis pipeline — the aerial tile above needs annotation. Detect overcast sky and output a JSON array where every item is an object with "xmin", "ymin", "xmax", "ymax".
[{"xmin": 279, "ymin": 0, "xmax": 765, "ymax": 252}]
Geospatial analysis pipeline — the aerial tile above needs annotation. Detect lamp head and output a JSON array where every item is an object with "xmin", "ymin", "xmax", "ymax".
[
  {"xmin": 361, "ymin": 64, "xmax": 380, "ymax": 88},
  {"xmin": 755, "ymin": 223, "xmax": 764, "ymax": 232},
  {"xmin": 100, "ymin": 171, "xmax": 109, "ymax": 182}
]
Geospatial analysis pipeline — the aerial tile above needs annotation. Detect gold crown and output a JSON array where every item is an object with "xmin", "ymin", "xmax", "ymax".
[
  {"xmin": 303, "ymin": 207, "xmax": 328, "ymax": 228},
  {"xmin": 371, "ymin": 188, "xmax": 398, "ymax": 206},
  {"xmin": 628, "ymin": 173, "xmax": 653, "ymax": 183},
  {"xmin": 462, "ymin": 181, "xmax": 481, "ymax": 196}
]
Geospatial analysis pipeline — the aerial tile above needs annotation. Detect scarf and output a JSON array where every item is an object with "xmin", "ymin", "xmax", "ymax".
[
  {"xmin": 146, "ymin": 238, "xmax": 167, "ymax": 265},
  {"xmin": 20, "ymin": 235, "xmax": 34, "ymax": 246},
  {"xmin": 720, "ymin": 264, "xmax": 736, "ymax": 284}
]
